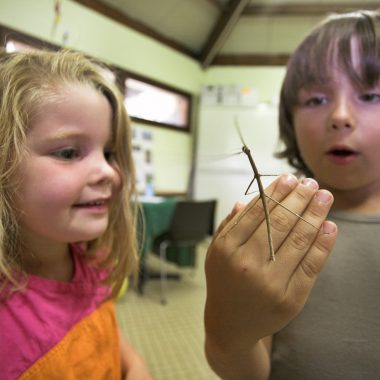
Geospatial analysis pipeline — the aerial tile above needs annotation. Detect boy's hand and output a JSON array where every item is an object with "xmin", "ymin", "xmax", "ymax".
[{"xmin": 204, "ymin": 174, "xmax": 337, "ymax": 352}]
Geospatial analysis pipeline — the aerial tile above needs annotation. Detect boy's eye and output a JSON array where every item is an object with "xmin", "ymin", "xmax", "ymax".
[
  {"xmin": 51, "ymin": 148, "xmax": 80, "ymax": 160},
  {"xmin": 359, "ymin": 93, "xmax": 380, "ymax": 102},
  {"xmin": 304, "ymin": 96, "xmax": 327, "ymax": 107}
]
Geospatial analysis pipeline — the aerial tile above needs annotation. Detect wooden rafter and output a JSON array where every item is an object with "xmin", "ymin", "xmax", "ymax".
[
  {"xmin": 200, "ymin": 0, "xmax": 251, "ymax": 68},
  {"xmin": 213, "ymin": 53, "xmax": 290, "ymax": 66},
  {"xmin": 243, "ymin": 2, "xmax": 380, "ymax": 16}
]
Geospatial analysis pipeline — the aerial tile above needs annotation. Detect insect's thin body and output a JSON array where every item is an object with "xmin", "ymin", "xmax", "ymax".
[
  {"xmin": 233, "ymin": 120, "xmax": 319, "ymax": 261},
  {"xmin": 242, "ymin": 145, "xmax": 275, "ymax": 261}
]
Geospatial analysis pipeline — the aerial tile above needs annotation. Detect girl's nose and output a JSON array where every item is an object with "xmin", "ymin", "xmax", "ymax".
[
  {"xmin": 90, "ymin": 153, "xmax": 119, "ymax": 187},
  {"xmin": 329, "ymin": 97, "xmax": 355, "ymax": 131}
]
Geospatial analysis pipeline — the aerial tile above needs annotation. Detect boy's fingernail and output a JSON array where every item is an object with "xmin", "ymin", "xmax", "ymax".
[
  {"xmin": 285, "ymin": 174, "xmax": 297, "ymax": 186},
  {"xmin": 232, "ymin": 202, "xmax": 243, "ymax": 213},
  {"xmin": 322, "ymin": 221, "xmax": 337, "ymax": 234},
  {"xmin": 301, "ymin": 177, "xmax": 318, "ymax": 190},
  {"xmin": 316, "ymin": 189, "xmax": 333, "ymax": 204}
]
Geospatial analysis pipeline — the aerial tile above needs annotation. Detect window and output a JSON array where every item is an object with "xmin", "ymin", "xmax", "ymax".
[
  {"xmin": 5, "ymin": 38, "xmax": 41, "ymax": 53},
  {"xmin": 0, "ymin": 25, "xmax": 58, "ymax": 53},
  {"xmin": 124, "ymin": 76, "xmax": 191, "ymax": 131},
  {"xmin": 0, "ymin": 24, "xmax": 192, "ymax": 132}
]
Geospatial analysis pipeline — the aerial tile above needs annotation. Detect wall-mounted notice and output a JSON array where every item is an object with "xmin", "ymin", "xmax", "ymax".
[
  {"xmin": 200, "ymin": 85, "xmax": 258, "ymax": 107},
  {"xmin": 132, "ymin": 128, "xmax": 155, "ymax": 195}
]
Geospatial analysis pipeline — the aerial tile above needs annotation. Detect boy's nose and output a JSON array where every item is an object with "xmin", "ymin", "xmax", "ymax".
[{"xmin": 329, "ymin": 98, "xmax": 355, "ymax": 131}]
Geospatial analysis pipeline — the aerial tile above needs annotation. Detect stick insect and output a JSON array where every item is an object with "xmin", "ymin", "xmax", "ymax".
[{"xmin": 234, "ymin": 119, "xmax": 319, "ymax": 261}]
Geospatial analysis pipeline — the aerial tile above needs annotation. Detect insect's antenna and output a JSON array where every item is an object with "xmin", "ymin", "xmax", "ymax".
[
  {"xmin": 198, "ymin": 150, "xmax": 243, "ymax": 163},
  {"xmin": 234, "ymin": 116, "xmax": 247, "ymax": 147}
]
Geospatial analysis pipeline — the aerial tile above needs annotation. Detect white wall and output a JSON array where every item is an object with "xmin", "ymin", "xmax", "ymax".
[
  {"xmin": 196, "ymin": 66, "xmax": 290, "ymax": 224},
  {"xmin": 194, "ymin": 105, "xmax": 292, "ymax": 225}
]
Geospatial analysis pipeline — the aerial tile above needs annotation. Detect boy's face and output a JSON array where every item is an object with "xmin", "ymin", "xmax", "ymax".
[
  {"xmin": 14, "ymin": 83, "xmax": 122, "ymax": 247},
  {"xmin": 293, "ymin": 65, "xmax": 380, "ymax": 196}
]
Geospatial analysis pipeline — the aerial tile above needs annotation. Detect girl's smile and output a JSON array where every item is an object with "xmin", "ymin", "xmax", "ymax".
[{"xmin": 72, "ymin": 198, "xmax": 110, "ymax": 214}]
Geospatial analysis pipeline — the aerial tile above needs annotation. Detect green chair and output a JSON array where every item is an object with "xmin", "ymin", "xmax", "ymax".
[{"xmin": 153, "ymin": 199, "xmax": 216, "ymax": 304}]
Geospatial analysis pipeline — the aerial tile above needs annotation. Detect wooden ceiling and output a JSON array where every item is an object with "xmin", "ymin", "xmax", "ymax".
[{"xmin": 72, "ymin": 0, "xmax": 380, "ymax": 67}]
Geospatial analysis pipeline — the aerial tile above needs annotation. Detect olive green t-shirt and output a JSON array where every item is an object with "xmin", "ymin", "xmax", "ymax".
[{"xmin": 270, "ymin": 210, "xmax": 380, "ymax": 380}]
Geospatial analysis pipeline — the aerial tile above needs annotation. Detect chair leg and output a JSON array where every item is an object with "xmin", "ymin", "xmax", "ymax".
[{"xmin": 159, "ymin": 241, "xmax": 169, "ymax": 305}]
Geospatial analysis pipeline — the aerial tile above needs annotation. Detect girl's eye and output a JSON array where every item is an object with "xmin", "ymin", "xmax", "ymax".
[
  {"xmin": 359, "ymin": 93, "xmax": 380, "ymax": 102},
  {"xmin": 104, "ymin": 150, "xmax": 116, "ymax": 162},
  {"xmin": 51, "ymin": 148, "xmax": 80, "ymax": 160}
]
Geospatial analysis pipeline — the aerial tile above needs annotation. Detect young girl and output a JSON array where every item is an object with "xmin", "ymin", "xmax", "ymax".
[
  {"xmin": 204, "ymin": 9, "xmax": 380, "ymax": 380},
  {"xmin": 0, "ymin": 49, "xmax": 152, "ymax": 379}
]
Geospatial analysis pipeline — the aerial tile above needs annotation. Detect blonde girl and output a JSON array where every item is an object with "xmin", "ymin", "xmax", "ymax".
[{"xmin": 0, "ymin": 49, "xmax": 152, "ymax": 379}]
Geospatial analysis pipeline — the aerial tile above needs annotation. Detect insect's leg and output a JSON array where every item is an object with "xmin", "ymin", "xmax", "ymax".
[
  {"xmin": 245, "ymin": 175, "xmax": 256, "ymax": 195},
  {"xmin": 264, "ymin": 194, "xmax": 320, "ymax": 230}
]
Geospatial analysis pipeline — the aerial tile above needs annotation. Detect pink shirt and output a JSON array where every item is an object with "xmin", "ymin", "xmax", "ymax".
[{"xmin": 0, "ymin": 245, "xmax": 114, "ymax": 379}]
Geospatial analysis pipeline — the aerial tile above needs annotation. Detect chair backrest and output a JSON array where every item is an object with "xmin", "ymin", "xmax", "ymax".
[{"xmin": 168, "ymin": 200, "xmax": 216, "ymax": 242}]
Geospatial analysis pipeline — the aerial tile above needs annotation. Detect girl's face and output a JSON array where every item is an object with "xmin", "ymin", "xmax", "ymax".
[
  {"xmin": 293, "ymin": 66, "xmax": 380, "ymax": 197},
  {"xmin": 15, "ymin": 83, "xmax": 122, "ymax": 246}
]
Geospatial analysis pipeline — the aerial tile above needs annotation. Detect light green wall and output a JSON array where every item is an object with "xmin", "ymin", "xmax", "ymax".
[
  {"xmin": 0, "ymin": 0, "xmax": 203, "ymax": 93},
  {"xmin": 0, "ymin": 0, "xmax": 287, "ymax": 194}
]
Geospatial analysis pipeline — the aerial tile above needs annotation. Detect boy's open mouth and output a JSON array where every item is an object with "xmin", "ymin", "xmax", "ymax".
[
  {"xmin": 328, "ymin": 148, "xmax": 357, "ymax": 157},
  {"xmin": 326, "ymin": 146, "xmax": 358, "ymax": 163}
]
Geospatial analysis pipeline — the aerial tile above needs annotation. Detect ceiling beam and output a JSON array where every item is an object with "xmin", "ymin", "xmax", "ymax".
[
  {"xmin": 203, "ymin": 0, "xmax": 225, "ymax": 11},
  {"xmin": 200, "ymin": 0, "xmax": 251, "ymax": 68},
  {"xmin": 212, "ymin": 53, "xmax": 290, "ymax": 66},
  {"xmin": 71, "ymin": 0, "xmax": 195, "ymax": 58},
  {"xmin": 243, "ymin": 2, "xmax": 380, "ymax": 17}
]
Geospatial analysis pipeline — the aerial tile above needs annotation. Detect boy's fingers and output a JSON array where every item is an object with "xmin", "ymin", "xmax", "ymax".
[
  {"xmin": 287, "ymin": 220, "xmax": 337, "ymax": 300},
  {"xmin": 213, "ymin": 202, "xmax": 245, "ymax": 240},
  {"xmin": 270, "ymin": 189, "xmax": 333, "ymax": 280},
  {"xmin": 249, "ymin": 178, "xmax": 320, "ymax": 260},
  {"xmin": 219, "ymin": 174, "xmax": 298, "ymax": 249}
]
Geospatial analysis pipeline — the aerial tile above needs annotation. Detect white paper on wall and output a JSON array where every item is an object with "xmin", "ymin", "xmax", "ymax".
[{"xmin": 200, "ymin": 85, "xmax": 258, "ymax": 107}]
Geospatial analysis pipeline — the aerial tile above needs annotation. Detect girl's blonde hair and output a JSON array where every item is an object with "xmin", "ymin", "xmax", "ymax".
[
  {"xmin": 277, "ymin": 9, "xmax": 380, "ymax": 177},
  {"xmin": 0, "ymin": 49, "xmax": 138, "ymax": 298}
]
